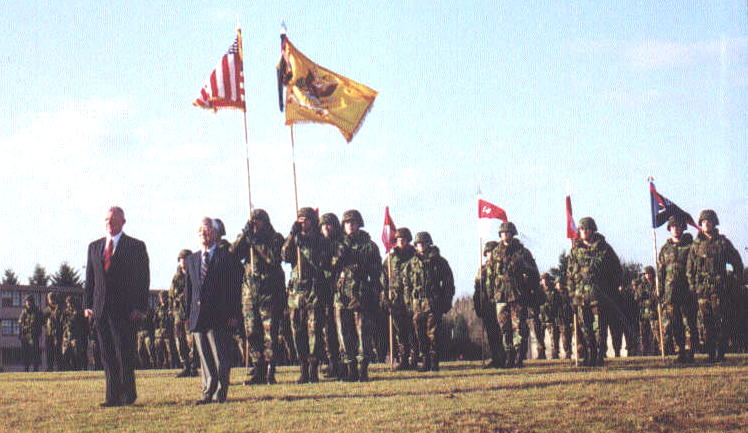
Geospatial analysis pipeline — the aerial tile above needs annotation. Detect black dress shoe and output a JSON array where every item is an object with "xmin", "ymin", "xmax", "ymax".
[{"xmin": 99, "ymin": 401, "xmax": 121, "ymax": 408}]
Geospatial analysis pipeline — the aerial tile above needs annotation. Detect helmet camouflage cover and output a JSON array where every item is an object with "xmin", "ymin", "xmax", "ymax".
[
  {"xmin": 342, "ymin": 209, "xmax": 364, "ymax": 227},
  {"xmin": 414, "ymin": 231, "xmax": 433, "ymax": 245},
  {"xmin": 395, "ymin": 227, "xmax": 412, "ymax": 242},
  {"xmin": 498, "ymin": 221, "xmax": 517, "ymax": 236},
  {"xmin": 578, "ymin": 217, "xmax": 597, "ymax": 232},
  {"xmin": 698, "ymin": 209, "xmax": 719, "ymax": 226}
]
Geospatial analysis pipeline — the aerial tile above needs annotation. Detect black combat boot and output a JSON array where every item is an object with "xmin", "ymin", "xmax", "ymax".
[
  {"xmin": 244, "ymin": 359, "xmax": 266, "ymax": 385},
  {"xmin": 347, "ymin": 362, "xmax": 359, "ymax": 382},
  {"xmin": 309, "ymin": 359, "xmax": 320, "ymax": 383},
  {"xmin": 266, "ymin": 363, "xmax": 277, "ymax": 384},
  {"xmin": 417, "ymin": 355, "xmax": 430, "ymax": 372},
  {"xmin": 324, "ymin": 360, "xmax": 339, "ymax": 378},
  {"xmin": 297, "ymin": 360, "xmax": 310, "ymax": 384},
  {"xmin": 337, "ymin": 362, "xmax": 348, "ymax": 381},
  {"xmin": 514, "ymin": 349, "xmax": 524, "ymax": 368},
  {"xmin": 505, "ymin": 349, "xmax": 515, "ymax": 368},
  {"xmin": 430, "ymin": 353, "xmax": 440, "ymax": 372},
  {"xmin": 358, "ymin": 361, "xmax": 369, "ymax": 382}
]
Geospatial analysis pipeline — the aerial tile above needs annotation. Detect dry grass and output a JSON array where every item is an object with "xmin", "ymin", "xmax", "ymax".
[{"xmin": 0, "ymin": 355, "xmax": 746, "ymax": 433}]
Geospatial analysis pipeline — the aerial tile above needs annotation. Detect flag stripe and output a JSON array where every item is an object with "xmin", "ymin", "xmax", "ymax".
[{"xmin": 193, "ymin": 33, "xmax": 245, "ymax": 111}]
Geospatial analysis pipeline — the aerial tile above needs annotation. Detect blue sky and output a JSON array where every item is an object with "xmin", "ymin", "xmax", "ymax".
[{"xmin": 1, "ymin": 1, "xmax": 745, "ymax": 296}]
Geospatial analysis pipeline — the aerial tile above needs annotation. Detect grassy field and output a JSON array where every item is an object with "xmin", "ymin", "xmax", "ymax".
[{"xmin": 1, "ymin": 355, "xmax": 746, "ymax": 433}]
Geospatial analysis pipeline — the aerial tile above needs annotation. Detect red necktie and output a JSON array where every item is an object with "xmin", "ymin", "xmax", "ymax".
[{"xmin": 104, "ymin": 238, "xmax": 113, "ymax": 271}]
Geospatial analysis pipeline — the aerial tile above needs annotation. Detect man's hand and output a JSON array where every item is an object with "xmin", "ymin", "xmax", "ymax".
[{"xmin": 84, "ymin": 309, "xmax": 94, "ymax": 319}]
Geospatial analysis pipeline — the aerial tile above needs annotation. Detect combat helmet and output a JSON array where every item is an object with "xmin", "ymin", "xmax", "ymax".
[
  {"xmin": 342, "ymin": 209, "xmax": 364, "ymax": 227},
  {"xmin": 483, "ymin": 240, "xmax": 498, "ymax": 255},
  {"xmin": 178, "ymin": 249, "xmax": 193, "ymax": 260},
  {"xmin": 666, "ymin": 215, "xmax": 687, "ymax": 230},
  {"xmin": 319, "ymin": 212, "xmax": 340, "ymax": 227},
  {"xmin": 414, "ymin": 231, "xmax": 433, "ymax": 246},
  {"xmin": 578, "ymin": 217, "xmax": 597, "ymax": 232},
  {"xmin": 298, "ymin": 207, "xmax": 320, "ymax": 227},
  {"xmin": 395, "ymin": 227, "xmax": 412, "ymax": 242},
  {"xmin": 698, "ymin": 209, "xmax": 719, "ymax": 226},
  {"xmin": 498, "ymin": 222, "xmax": 517, "ymax": 236},
  {"xmin": 250, "ymin": 209, "xmax": 270, "ymax": 224},
  {"xmin": 643, "ymin": 265, "xmax": 655, "ymax": 275}
]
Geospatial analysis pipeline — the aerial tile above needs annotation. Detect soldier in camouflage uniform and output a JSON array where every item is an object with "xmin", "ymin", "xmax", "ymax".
[
  {"xmin": 18, "ymin": 295, "xmax": 43, "ymax": 372},
  {"xmin": 335, "ymin": 210, "xmax": 383, "ymax": 381},
  {"xmin": 567, "ymin": 217, "xmax": 622, "ymax": 366},
  {"xmin": 383, "ymin": 227, "xmax": 418, "ymax": 370},
  {"xmin": 232, "ymin": 209, "xmax": 286, "ymax": 385},
  {"xmin": 538, "ymin": 273, "xmax": 563, "ymax": 359},
  {"xmin": 43, "ymin": 292, "xmax": 64, "ymax": 371},
  {"xmin": 62, "ymin": 296, "xmax": 88, "ymax": 370},
  {"xmin": 153, "ymin": 291, "xmax": 175, "ymax": 369},
  {"xmin": 610, "ymin": 281, "xmax": 639, "ymax": 357},
  {"xmin": 171, "ymin": 249, "xmax": 197, "ymax": 377},
  {"xmin": 686, "ymin": 210, "xmax": 743, "ymax": 363},
  {"xmin": 319, "ymin": 213, "xmax": 344, "ymax": 378},
  {"xmin": 634, "ymin": 267, "xmax": 659, "ymax": 355},
  {"xmin": 555, "ymin": 278, "xmax": 574, "ymax": 359},
  {"xmin": 658, "ymin": 215, "xmax": 699, "ymax": 363},
  {"xmin": 135, "ymin": 307, "xmax": 155, "ymax": 369},
  {"xmin": 488, "ymin": 222, "xmax": 539, "ymax": 368},
  {"xmin": 403, "ymin": 231, "xmax": 454, "ymax": 372},
  {"xmin": 473, "ymin": 241, "xmax": 505, "ymax": 368},
  {"xmin": 283, "ymin": 207, "xmax": 327, "ymax": 383}
]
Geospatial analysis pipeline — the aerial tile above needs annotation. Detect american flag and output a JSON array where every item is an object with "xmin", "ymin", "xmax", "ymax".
[{"xmin": 194, "ymin": 31, "xmax": 245, "ymax": 111}]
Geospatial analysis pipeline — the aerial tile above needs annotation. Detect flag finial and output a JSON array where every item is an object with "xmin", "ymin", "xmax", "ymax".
[{"xmin": 280, "ymin": 21, "xmax": 287, "ymax": 36}]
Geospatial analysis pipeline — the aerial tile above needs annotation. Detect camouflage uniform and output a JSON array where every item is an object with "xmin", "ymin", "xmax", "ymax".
[
  {"xmin": 659, "ymin": 217, "xmax": 699, "ymax": 362},
  {"xmin": 382, "ymin": 228, "xmax": 418, "ymax": 370},
  {"xmin": 538, "ymin": 275, "xmax": 562, "ymax": 359},
  {"xmin": 170, "ymin": 249, "xmax": 197, "ymax": 376},
  {"xmin": 232, "ymin": 209, "xmax": 286, "ymax": 384},
  {"xmin": 43, "ymin": 293, "xmax": 64, "ymax": 371},
  {"xmin": 634, "ymin": 274, "xmax": 659, "ymax": 355},
  {"xmin": 610, "ymin": 282, "xmax": 639, "ymax": 357},
  {"xmin": 567, "ymin": 217, "xmax": 621, "ymax": 366},
  {"xmin": 686, "ymin": 210, "xmax": 743, "ymax": 362},
  {"xmin": 555, "ymin": 280, "xmax": 575, "ymax": 359},
  {"xmin": 18, "ymin": 295, "xmax": 42, "ymax": 372},
  {"xmin": 319, "ymin": 213, "xmax": 344, "ymax": 378},
  {"xmin": 335, "ymin": 210, "xmax": 383, "ymax": 381},
  {"xmin": 135, "ymin": 308, "xmax": 155, "ymax": 369},
  {"xmin": 403, "ymin": 232, "xmax": 454, "ymax": 372},
  {"xmin": 62, "ymin": 297, "xmax": 88, "ymax": 371},
  {"xmin": 488, "ymin": 222, "xmax": 539, "ymax": 368},
  {"xmin": 283, "ymin": 207, "xmax": 328, "ymax": 383},
  {"xmin": 153, "ymin": 293, "xmax": 175, "ymax": 369},
  {"xmin": 473, "ymin": 241, "xmax": 505, "ymax": 367}
]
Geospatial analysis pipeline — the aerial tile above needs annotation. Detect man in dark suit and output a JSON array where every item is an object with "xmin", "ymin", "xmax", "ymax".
[
  {"xmin": 185, "ymin": 217, "xmax": 243, "ymax": 404},
  {"xmin": 84, "ymin": 206, "xmax": 149, "ymax": 407}
]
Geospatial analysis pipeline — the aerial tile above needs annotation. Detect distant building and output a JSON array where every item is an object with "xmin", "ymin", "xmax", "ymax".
[{"xmin": 0, "ymin": 284, "xmax": 163, "ymax": 370}]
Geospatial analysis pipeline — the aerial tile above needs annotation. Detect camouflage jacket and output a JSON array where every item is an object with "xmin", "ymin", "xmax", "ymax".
[
  {"xmin": 567, "ymin": 233, "xmax": 622, "ymax": 306},
  {"xmin": 320, "ymin": 235, "xmax": 346, "ymax": 302},
  {"xmin": 686, "ymin": 229, "xmax": 743, "ymax": 299},
  {"xmin": 136, "ymin": 309, "xmax": 154, "ymax": 337},
  {"xmin": 153, "ymin": 303, "xmax": 173, "ymax": 339},
  {"xmin": 336, "ymin": 229, "xmax": 383, "ymax": 311},
  {"xmin": 18, "ymin": 304, "xmax": 42, "ymax": 344},
  {"xmin": 169, "ymin": 269, "xmax": 189, "ymax": 322},
  {"xmin": 62, "ymin": 307, "xmax": 87, "ymax": 344},
  {"xmin": 402, "ymin": 246, "xmax": 454, "ymax": 314},
  {"xmin": 283, "ymin": 230, "xmax": 329, "ymax": 309},
  {"xmin": 381, "ymin": 245, "xmax": 416, "ymax": 310},
  {"xmin": 43, "ymin": 305, "xmax": 64, "ymax": 341},
  {"xmin": 488, "ymin": 238, "xmax": 539, "ymax": 305},
  {"xmin": 473, "ymin": 263, "xmax": 493, "ymax": 315},
  {"xmin": 539, "ymin": 289, "xmax": 562, "ymax": 324},
  {"xmin": 634, "ymin": 279, "xmax": 657, "ymax": 321},
  {"xmin": 657, "ymin": 233, "xmax": 693, "ymax": 304},
  {"xmin": 233, "ymin": 229, "xmax": 285, "ymax": 304}
]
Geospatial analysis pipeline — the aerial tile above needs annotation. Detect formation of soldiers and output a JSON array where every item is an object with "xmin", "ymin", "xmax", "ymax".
[
  {"xmin": 15, "ymin": 208, "xmax": 744, "ymax": 375},
  {"xmin": 18, "ymin": 293, "xmax": 92, "ymax": 372},
  {"xmin": 472, "ymin": 210, "xmax": 744, "ymax": 367}
]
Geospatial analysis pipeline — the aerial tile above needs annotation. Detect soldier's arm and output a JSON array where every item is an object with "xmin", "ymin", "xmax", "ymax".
[
  {"xmin": 686, "ymin": 245, "xmax": 697, "ymax": 289},
  {"xmin": 281, "ymin": 234, "xmax": 297, "ymax": 265},
  {"xmin": 253, "ymin": 234, "xmax": 283, "ymax": 266},
  {"xmin": 230, "ymin": 232, "xmax": 249, "ymax": 258},
  {"xmin": 657, "ymin": 246, "xmax": 667, "ymax": 290},
  {"xmin": 724, "ymin": 238, "xmax": 744, "ymax": 285}
]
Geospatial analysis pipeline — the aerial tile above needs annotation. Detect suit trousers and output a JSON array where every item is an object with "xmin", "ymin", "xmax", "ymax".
[
  {"xmin": 194, "ymin": 328, "xmax": 232, "ymax": 402},
  {"xmin": 97, "ymin": 314, "xmax": 137, "ymax": 404}
]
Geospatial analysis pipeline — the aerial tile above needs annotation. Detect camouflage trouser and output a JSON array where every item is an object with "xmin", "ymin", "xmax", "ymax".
[
  {"xmin": 558, "ymin": 321, "xmax": 573, "ymax": 359},
  {"xmin": 698, "ymin": 294, "xmax": 728, "ymax": 358},
  {"xmin": 20, "ymin": 338, "xmax": 40, "ymax": 371},
  {"xmin": 289, "ymin": 291, "xmax": 325, "ymax": 362},
  {"xmin": 479, "ymin": 305, "xmax": 505, "ymax": 364},
  {"xmin": 321, "ymin": 293, "xmax": 340, "ymax": 366},
  {"xmin": 393, "ymin": 307, "xmax": 416, "ymax": 363},
  {"xmin": 45, "ymin": 335, "xmax": 62, "ymax": 371},
  {"xmin": 336, "ymin": 307, "xmax": 374, "ymax": 364},
  {"xmin": 136, "ymin": 332, "xmax": 154, "ymax": 368},
  {"xmin": 243, "ymin": 301, "xmax": 280, "ymax": 367},
  {"xmin": 664, "ymin": 299, "xmax": 698, "ymax": 356},
  {"xmin": 412, "ymin": 309, "xmax": 442, "ymax": 360},
  {"xmin": 62, "ymin": 339, "xmax": 85, "ymax": 370},
  {"xmin": 577, "ymin": 304, "xmax": 608, "ymax": 362},
  {"xmin": 527, "ymin": 308, "xmax": 545, "ymax": 359},
  {"xmin": 639, "ymin": 320, "xmax": 656, "ymax": 355},
  {"xmin": 497, "ymin": 302, "xmax": 528, "ymax": 354},
  {"xmin": 545, "ymin": 323, "xmax": 560, "ymax": 358},
  {"xmin": 174, "ymin": 319, "xmax": 195, "ymax": 370},
  {"xmin": 153, "ymin": 334, "xmax": 174, "ymax": 369}
]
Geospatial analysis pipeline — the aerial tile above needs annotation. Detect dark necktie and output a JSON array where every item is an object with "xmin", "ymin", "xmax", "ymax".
[
  {"xmin": 104, "ymin": 239, "xmax": 113, "ymax": 271},
  {"xmin": 200, "ymin": 251, "xmax": 209, "ymax": 280}
]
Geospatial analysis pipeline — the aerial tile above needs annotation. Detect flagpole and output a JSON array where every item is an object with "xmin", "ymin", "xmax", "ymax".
[
  {"xmin": 647, "ymin": 176, "xmax": 666, "ymax": 360},
  {"xmin": 289, "ymin": 125, "xmax": 302, "ymax": 279},
  {"xmin": 387, "ymin": 254, "xmax": 394, "ymax": 369},
  {"xmin": 570, "ymin": 240, "xmax": 579, "ymax": 367},
  {"xmin": 479, "ymin": 236, "xmax": 485, "ymax": 367}
]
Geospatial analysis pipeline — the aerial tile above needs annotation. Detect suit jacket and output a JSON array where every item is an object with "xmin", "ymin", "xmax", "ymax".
[
  {"xmin": 85, "ymin": 234, "xmax": 150, "ymax": 321},
  {"xmin": 185, "ymin": 246, "xmax": 243, "ymax": 332}
]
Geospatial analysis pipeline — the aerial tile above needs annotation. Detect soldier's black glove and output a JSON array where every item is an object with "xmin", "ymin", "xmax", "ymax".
[
  {"xmin": 291, "ymin": 221, "xmax": 302, "ymax": 236},
  {"xmin": 242, "ymin": 221, "xmax": 257, "ymax": 244}
]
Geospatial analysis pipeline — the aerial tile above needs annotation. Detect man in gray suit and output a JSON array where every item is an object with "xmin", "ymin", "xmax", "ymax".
[{"xmin": 184, "ymin": 217, "xmax": 243, "ymax": 404}]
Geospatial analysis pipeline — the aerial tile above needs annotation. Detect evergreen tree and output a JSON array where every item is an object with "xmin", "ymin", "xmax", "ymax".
[
  {"xmin": 2, "ymin": 269, "xmax": 19, "ymax": 285},
  {"xmin": 50, "ymin": 262, "xmax": 82, "ymax": 288},
  {"xmin": 28, "ymin": 264, "xmax": 49, "ymax": 286}
]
